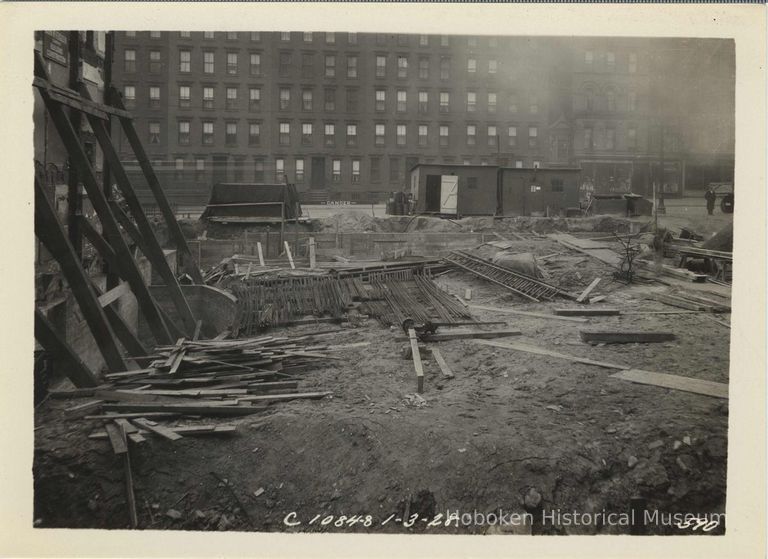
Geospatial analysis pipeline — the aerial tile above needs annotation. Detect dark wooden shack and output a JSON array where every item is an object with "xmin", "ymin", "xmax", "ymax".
[{"xmin": 200, "ymin": 183, "xmax": 302, "ymax": 224}]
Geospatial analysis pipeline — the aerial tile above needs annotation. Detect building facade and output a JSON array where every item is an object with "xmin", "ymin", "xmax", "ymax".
[{"xmin": 111, "ymin": 32, "xmax": 734, "ymax": 205}]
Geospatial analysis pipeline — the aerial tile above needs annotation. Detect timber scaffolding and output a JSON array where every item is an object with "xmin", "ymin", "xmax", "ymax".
[{"xmin": 33, "ymin": 49, "xmax": 204, "ymax": 388}]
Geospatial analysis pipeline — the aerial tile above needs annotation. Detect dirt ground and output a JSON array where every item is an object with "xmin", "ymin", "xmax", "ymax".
[{"xmin": 33, "ymin": 215, "xmax": 731, "ymax": 535}]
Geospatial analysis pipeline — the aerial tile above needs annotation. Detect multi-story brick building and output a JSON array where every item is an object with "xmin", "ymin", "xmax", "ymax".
[{"xmin": 111, "ymin": 32, "xmax": 734, "ymax": 205}]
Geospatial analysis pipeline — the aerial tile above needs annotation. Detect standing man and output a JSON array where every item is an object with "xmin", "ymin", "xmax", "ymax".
[{"xmin": 705, "ymin": 187, "xmax": 717, "ymax": 215}]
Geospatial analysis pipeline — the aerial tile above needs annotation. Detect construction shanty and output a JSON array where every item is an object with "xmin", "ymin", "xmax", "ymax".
[{"xmin": 33, "ymin": 30, "xmax": 734, "ymax": 537}]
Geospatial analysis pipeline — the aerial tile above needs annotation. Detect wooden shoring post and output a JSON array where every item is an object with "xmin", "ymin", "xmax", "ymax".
[
  {"xmin": 34, "ymin": 176, "xmax": 127, "ymax": 373},
  {"xmin": 280, "ymin": 202, "xmax": 286, "ymax": 249},
  {"xmin": 408, "ymin": 328, "xmax": 425, "ymax": 393},
  {"xmin": 256, "ymin": 242, "xmax": 265, "ymax": 267},
  {"xmin": 110, "ymin": 201, "xmax": 151, "ymax": 257},
  {"xmin": 34, "ymin": 53, "xmax": 172, "ymax": 345},
  {"xmin": 66, "ymin": 32, "xmax": 83, "ymax": 260},
  {"xmin": 284, "ymin": 241, "xmax": 296, "ymax": 269},
  {"xmin": 79, "ymin": 84, "xmax": 197, "ymax": 335},
  {"xmin": 309, "ymin": 237, "xmax": 316, "ymax": 269},
  {"xmin": 34, "ymin": 308, "xmax": 99, "ymax": 388},
  {"xmin": 108, "ymin": 87, "xmax": 204, "ymax": 284},
  {"xmin": 79, "ymin": 217, "xmax": 119, "ymax": 271}
]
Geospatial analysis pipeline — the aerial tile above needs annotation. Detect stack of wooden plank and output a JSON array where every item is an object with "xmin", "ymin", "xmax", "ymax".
[{"xmin": 647, "ymin": 288, "xmax": 731, "ymax": 313}]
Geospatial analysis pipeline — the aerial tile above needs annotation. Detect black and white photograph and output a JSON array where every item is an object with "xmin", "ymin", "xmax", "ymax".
[{"xmin": 1, "ymin": 3, "xmax": 765, "ymax": 558}]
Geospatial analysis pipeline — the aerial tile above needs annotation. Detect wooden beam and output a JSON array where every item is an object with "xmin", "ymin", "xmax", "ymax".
[
  {"xmin": 309, "ymin": 237, "xmax": 316, "ymax": 269},
  {"xmin": 34, "ymin": 310, "xmax": 100, "ymax": 388},
  {"xmin": 32, "ymin": 76, "xmax": 132, "ymax": 119},
  {"xmin": 408, "ymin": 328, "xmax": 425, "ymax": 393},
  {"xmin": 610, "ymin": 369, "xmax": 728, "ymax": 399},
  {"xmin": 256, "ymin": 242, "xmax": 265, "ymax": 267},
  {"xmin": 79, "ymin": 217, "xmax": 119, "ymax": 270},
  {"xmin": 34, "ymin": 63, "xmax": 172, "ymax": 345},
  {"xmin": 104, "ymin": 423, "xmax": 128, "ymax": 455},
  {"xmin": 132, "ymin": 417, "xmax": 183, "ymax": 441},
  {"xmin": 580, "ymin": 331, "xmax": 676, "ymax": 344},
  {"xmin": 395, "ymin": 330, "xmax": 522, "ymax": 342},
  {"xmin": 98, "ymin": 282, "xmax": 131, "ymax": 307},
  {"xmin": 102, "ymin": 403, "xmax": 267, "ymax": 415},
  {"xmin": 34, "ymin": 178, "xmax": 127, "ymax": 373},
  {"xmin": 109, "ymin": 87, "xmax": 204, "ymax": 284},
  {"xmin": 576, "ymin": 278, "xmax": 601, "ymax": 303},
  {"xmin": 554, "ymin": 308, "xmax": 620, "ymax": 317},
  {"xmin": 470, "ymin": 304, "xmax": 588, "ymax": 323},
  {"xmin": 474, "ymin": 339, "xmax": 630, "ymax": 370},
  {"xmin": 284, "ymin": 241, "xmax": 295, "ymax": 269},
  {"xmin": 430, "ymin": 348, "xmax": 454, "ymax": 379}
]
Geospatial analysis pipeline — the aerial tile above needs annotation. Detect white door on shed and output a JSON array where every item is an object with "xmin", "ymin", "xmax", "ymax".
[{"xmin": 440, "ymin": 175, "xmax": 459, "ymax": 214}]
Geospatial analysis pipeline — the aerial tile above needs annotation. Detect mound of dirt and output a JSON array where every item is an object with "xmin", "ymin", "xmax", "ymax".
[{"xmin": 702, "ymin": 222, "xmax": 733, "ymax": 252}]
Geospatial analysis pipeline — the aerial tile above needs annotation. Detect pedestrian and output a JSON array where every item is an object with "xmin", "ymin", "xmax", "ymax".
[{"xmin": 705, "ymin": 187, "xmax": 717, "ymax": 215}]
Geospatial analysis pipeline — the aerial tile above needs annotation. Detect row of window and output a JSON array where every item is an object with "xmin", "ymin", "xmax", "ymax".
[
  {"xmin": 122, "ymin": 84, "xmax": 547, "ymax": 115},
  {"xmin": 584, "ymin": 50, "xmax": 638, "ymax": 73},
  {"xmin": 124, "ymin": 31, "xmax": 517, "ymax": 49}
]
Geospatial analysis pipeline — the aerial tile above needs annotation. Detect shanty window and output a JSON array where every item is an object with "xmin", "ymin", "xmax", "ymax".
[
  {"xmin": 370, "ymin": 157, "xmax": 381, "ymax": 182},
  {"xmin": 528, "ymin": 126, "xmax": 538, "ymax": 147},
  {"xmin": 551, "ymin": 179, "xmax": 564, "ymax": 192},
  {"xmin": 279, "ymin": 122, "xmax": 290, "ymax": 145},
  {"xmin": 249, "ymin": 88, "xmax": 260, "ymax": 111},
  {"xmin": 347, "ymin": 56, "xmax": 358, "ymax": 78},
  {"xmin": 227, "ymin": 52, "xmax": 238, "ymax": 74},
  {"xmin": 351, "ymin": 159, "xmax": 360, "ymax": 182},
  {"xmin": 203, "ymin": 87, "xmax": 215, "ymax": 109},
  {"xmin": 397, "ymin": 90, "xmax": 407, "ymax": 112},
  {"xmin": 325, "ymin": 55, "xmax": 336, "ymax": 77},
  {"xmin": 178, "ymin": 120, "xmax": 190, "ymax": 145},
  {"xmin": 276, "ymin": 159, "xmax": 285, "ymax": 182},
  {"xmin": 178, "ymin": 86, "xmax": 191, "ymax": 108},
  {"xmin": 418, "ymin": 124, "xmax": 428, "ymax": 146},
  {"xmin": 487, "ymin": 125, "xmax": 497, "ymax": 147},
  {"xmin": 302, "ymin": 89, "xmax": 313, "ymax": 111},
  {"xmin": 467, "ymin": 124, "xmax": 477, "ymax": 146},
  {"xmin": 279, "ymin": 88, "xmax": 290, "ymax": 110},
  {"xmin": 303, "ymin": 32, "xmax": 313, "ymax": 42},
  {"xmin": 226, "ymin": 87, "xmax": 238, "ymax": 109},
  {"xmin": 374, "ymin": 123, "xmax": 385, "ymax": 146},
  {"xmin": 123, "ymin": 85, "xmax": 136, "ymax": 108},
  {"xmin": 148, "ymin": 121, "xmax": 160, "ymax": 144},
  {"xmin": 628, "ymin": 53, "xmax": 637, "ymax": 73},
  {"xmin": 375, "ymin": 89, "xmax": 386, "ymax": 112},
  {"xmin": 324, "ymin": 123, "xmax": 336, "ymax": 146},
  {"xmin": 488, "ymin": 92, "xmax": 497, "ymax": 113},
  {"xmin": 301, "ymin": 122, "xmax": 313, "ymax": 145},
  {"xmin": 627, "ymin": 126, "xmax": 637, "ymax": 149},
  {"xmin": 467, "ymin": 91, "xmax": 477, "ymax": 112},
  {"xmin": 376, "ymin": 56, "xmax": 387, "ymax": 78},
  {"xmin": 467, "ymin": 58, "xmax": 477, "ymax": 74},
  {"xmin": 324, "ymin": 88, "xmax": 336, "ymax": 111},
  {"xmin": 508, "ymin": 126, "xmax": 517, "ymax": 147},
  {"xmin": 418, "ymin": 57, "xmax": 429, "ymax": 79},
  {"xmin": 326, "ymin": 32, "xmax": 336, "ymax": 44},
  {"xmin": 149, "ymin": 86, "xmax": 161, "ymax": 108},
  {"xmin": 225, "ymin": 122, "xmax": 237, "ymax": 145},
  {"xmin": 249, "ymin": 122, "xmax": 261, "ymax": 145},
  {"xmin": 396, "ymin": 124, "xmax": 407, "ymax": 146},
  {"xmin": 202, "ymin": 121, "xmax": 214, "ymax": 145},
  {"xmin": 397, "ymin": 56, "xmax": 408, "ymax": 78},
  {"xmin": 439, "ymin": 91, "xmax": 450, "ymax": 113},
  {"xmin": 203, "ymin": 51, "xmax": 215, "ymax": 74},
  {"xmin": 439, "ymin": 125, "xmax": 449, "ymax": 146},
  {"xmin": 418, "ymin": 91, "xmax": 428, "ymax": 113},
  {"xmin": 488, "ymin": 59, "xmax": 497, "ymax": 74},
  {"xmin": 346, "ymin": 124, "xmax": 357, "ymax": 146},
  {"xmin": 440, "ymin": 57, "xmax": 450, "ymax": 80},
  {"xmin": 179, "ymin": 50, "xmax": 191, "ymax": 73},
  {"xmin": 332, "ymin": 159, "xmax": 341, "ymax": 182},
  {"xmin": 149, "ymin": 50, "xmax": 162, "ymax": 73},
  {"xmin": 295, "ymin": 159, "xmax": 305, "ymax": 182},
  {"xmin": 124, "ymin": 49, "xmax": 136, "ymax": 72},
  {"xmin": 250, "ymin": 53, "xmax": 261, "ymax": 76}
]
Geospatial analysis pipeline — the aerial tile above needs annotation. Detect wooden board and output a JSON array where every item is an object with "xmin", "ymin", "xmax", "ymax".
[
  {"xmin": 97, "ymin": 282, "xmax": 131, "ymax": 307},
  {"xmin": 408, "ymin": 328, "xmax": 425, "ymax": 393},
  {"xmin": 396, "ymin": 330, "xmax": 522, "ymax": 342},
  {"xmin": 64, "ymin": 400, "xmax": 104, "ymax": 418},
  {"xmin": 610, "ymin": 369, "xmax": 728, "ymax": 399},
  {"xmin": 430, "ymin": 348, "xmax": 454, "ymax": 378},
  {"xmin": 580, "ymin": 331, "xmax": 676, "ymax": 344},
  {"xmin": 104, "ymin": 422, "xmax": 128, "ymax": 454},
  {"xmin": 133, "ymin": 417, "xmax": 183, "ymax": 441},
  {"xmin": 554, "ymin": 308, "xmax": 620, "ymax": 317},
  {"xmin": 236, "ymin": 391, "xmax": 332, "ymax": 403},
  {"xmin": 284, "ymin": 241, "xmax": 295, "ymax": 269},
  {"xmin": 102, "ymin": 403, "xmax": 267, "ymax": 416},
  {"xmin": 576, "ymin": 278, "xmax": 601, "ymax": 303},
  {"xmin": 469, "ymin": 304, "xmax": 588, "ymax": 323},
  {"xmin": 474, "ymin": 339, "xmax": 629, "ymax": 370}
]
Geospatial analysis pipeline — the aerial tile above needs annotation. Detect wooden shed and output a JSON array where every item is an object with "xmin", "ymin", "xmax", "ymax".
[
  {"xmin": 200, "ymin": 183, "xmax": 302, "ymax": 224},
  {"xmin": 499, "ymin": 167, "xmax": 581, "ymax": 217},
  {"xmin": 409, "ymin": 164, "xmax": 499, "ymax": 216}
]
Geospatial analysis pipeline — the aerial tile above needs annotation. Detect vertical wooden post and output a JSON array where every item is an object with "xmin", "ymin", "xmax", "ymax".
[
  {"xmin": 284, "ymin": 241, "xmax": 295, "ymax": 269},
  {"xmin": 408, "ymin": 328, "xmax": 425, "ymax": 394},
  {"xmin": 256, "ymin": 242, "xmax": 265, "ymax": 267},
  {"xmin": 67, "ymin": 31, "xmax": 83, "ymax": 259},
  {"xmin": 309, "ymin": 237, "xmax": 316, "ymax": 269}
]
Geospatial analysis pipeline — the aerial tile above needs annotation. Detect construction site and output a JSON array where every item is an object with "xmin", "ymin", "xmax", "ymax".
[{"xmin": 32, "ymin": 30, "xmax": 735, "ymax": 536}]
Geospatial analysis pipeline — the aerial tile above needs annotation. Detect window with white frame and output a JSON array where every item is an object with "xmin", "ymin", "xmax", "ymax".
[
  {"xmin": 301, "ymin": 122, "xmax": 313, "ymax": 145},
  {"xmin": 178, "ymin": 120, "xmax": 190, "ymax": 145},
  {"xmin": 149, "ymin": 86, "xmax": 161, "ymax": 108},
  {"xmin": 149, "ymin": 50, "xmax": 161, "ymax": 73},
  {"xmin": 487, "ymin": 125, "xmax": 497, "ymax": 146},
  {"xmin": 249, "ymin": 87, "xmax": 260, "ymax": 111},
  {"xmin": 418, "ymin": 91, "xmax": 428, "ymax": 113},
  {"xmin": 202, "ymin": 121, "xmax": 214, "ymax": 144},
  {"xmin": 276, "ymin": 158, "xmax": 285, "ymax": 181},
  {"xmin": 397, "ymin": 90, "xmax": 407, "ymax": 112},
  {"xmin": 226, "ymin": 87, "xmax": 238, "ymax": 109},
  {"xmin": 280, "ymin": 32, "xmax": 291, "ymax": 41},
  {"xmin": 124, "ymin": 85, "xmax": 136, "ymax": 107},
  {"xmin": 376, "ymin": 55, "xmax": 386, "ymax": 78},
  {"xmin": 374, "ymin": 123, "xmax": 385, "ymax": 146},
  {"xmin": 303, "ymin": 32, "xmax": 313, "ymax": 43},
  {"xmin": 508, "ymin": 125, "xmax": 517, "ymax": 147},
  {"xmin": 225, "ymin": 121, "xmax": 237, "ymax": 145},
  {"xmin": 178, "ymin": 85, "xmax": 190, "ymax": 108},
  {"xmin": 148, "ymin": 121, "xmax": 160, "ymax": 144},
  {"xmin": 249, "ymin": 53, "xmax": 261, "ymax": 76},
  {"xmin": 302, "ymin": 89, "xmax": 313, "ymax": 111},
  {"xmin": 439, "ymin": 125, "xmax": 449, "ymax": 146},
  {"xmin": 467, "ymin": 91, "xmax": 477, "ymax": 112},
  {"xmin": 528, "ymin": 126, "xmax": 538, "ymax": 147},
  {"xmin": 467, "ymin": 124, "xmax": 476, "ymax": 145},
  {"xmin": 439, "ymin": 91, "xmax": 450, "ymax": 113},
  {"xmin": 124, "ymin": 49, "xmax": 136, "ymax": 72},
  {"xmin": 418, "ymin": 124, "xmax": 428, "ymax": 146},
  {"xmin": 351, "ymin": 159, "xmax": 360, "ymax": 182},
  {"xmin": 346, "ymin": 124, "xmax": 357, "ymax": 146},
  {"xmin": 227, "ymin": 52, "xmax": 238, "ymax": 74},
  {"xmin": 204, "ymin": 31, "xmax": 215, "ymax": 39},
  {"xmin": 179, "ymin": 50, "xmax": 191, "ymax": 73},
  {"xmin": 488, "ymin": 59, "xmax": 497, "ymax": 74},
  {"xmin": 203, "ymin": 51, "xmax": 214, "ymax": 74},
  {"xmin": 249, "ymin": 122, "xmax": 261, "ymax": 145},
  {"xmin": 324, "ymin": 123, "xmax": 335, "ymax": 146},
  {"xmin": 467, "ymin": 58, "xmax": 477, "ymax": 74},
  {"xmin": 488, "ymin": 92, "xmax": 497, "ymax": 113},
  {"xmin": 279, "ymin": 88, "xmax": 290, "ymax": 110},
  {"xmin": 332, "ymin": 159, "xmax": 341, "ymax": 182},
  {"xmin": 325, "ymin": 55, "xmax": 336, "ymax": 77},
  {"xmin": 295, "ymin": 159, "xmax": 305, "ymax": 182},
  {"xmin": 279, "ymin": 122, "xmax": 290, "ymax": 145},
  {"xmin": 397, "ymin": 56, "xmax": 408, "ymax": 78},
  {"xmin": 347, "ymin": 56, "xmax": 358, "ymax": 78},
  {"xmin": 375, "ymin": 89, "xmax": 386, "ymax": 112},
  {"xmin": 396, "ymin": 124, "xmax": 406, "ymax": 146},
  {"xmin": 326, "ymin": 32, "xmax": 335, "ymax": 44}
]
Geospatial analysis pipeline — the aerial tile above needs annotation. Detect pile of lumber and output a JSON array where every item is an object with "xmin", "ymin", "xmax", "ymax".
[{"xmin": 647, "ymin": 288, "xmax": 731, "ymax": 313}]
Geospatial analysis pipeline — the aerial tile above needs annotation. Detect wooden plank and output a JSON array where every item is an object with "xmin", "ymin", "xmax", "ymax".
[
  {"xmin": 554, "ymin": 308, "xmax": 620, "ymax": 316},
  {"xmin": 474, "ymin": 339, "xmax": 630, "ymax": 370},
  {"xmin": 104, "ymin": 422, "xmax": 128, "ymax": 455},
  {"xmin": 98, "ymin": 282, "xmax": 131, "ymax": 307},
  {"xmin": 236, "ymin": 391, "xmax": 332, "ymax": 402},
  {"xmin": 34, "ymin": 310, "xmax": 100, "ymax": 388},
  {"xmin": 430, "ymin": 348, "xmax": 454, "ymax": 379},
  {"xmin": 192, "ymin": 320, "xmax": 203, "ymax": 341},
  {"xmin": 395, "ymin": 330, "xmax": 522, "ymax": 342},
  {"xmin": 256, "ymin": 242, "xmax": 265, "ymax": 267},
  {"xmin": 648, "ymin": 293, "xmax": 720, "ymax": 312},
  {"xmin": 84, "ymin": 412, "xmax": 180, "ymax": 420},
  {"xmin": 133, "ymin": 417, "xmax": 183, "ymax": 441},
  {"xmin": 49, "ymin": 385, "xmax": 114, "ymax": 399},
  {"xmin": 64, "ymin": 399, "xmax": 105, "ymax": 418},
  {"xmin": 580, "ymin": 331, "xmax": 676, "ymax": 344},
  {"xmin": 576, "ymin": 278, "xmax": 601, "ymax": 303},
  {"xmin": 119, "ymin": 421, "xmax": 139, "ymax": 528},
  {"xmin": 309, "ymin": 237, "xmax": 316, "ymax": 269},
  {"xmin": 102, "ymin": 403, "xmax": 267, "ymax": 416},
  {"xmin": 408, "ymin": 328, "xmax": 424, "ymax": 393},
  {"xmin": 589, "ymin": 295, "xmax": 608, "ymax": 303},
  {"xmin": 90, "ymin": 424, "xmax": 238, "ymax": 439},
  {"xmin": 468, "ymin": 304, "xmax": 588, "ymax": 323},
  {"xmin": 610, "ymin": 369, "xmax": 728, "ymax": 399},
  {"xmin": 284, "ymin": 241, "xmax": 295, "ymax": 269}
]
